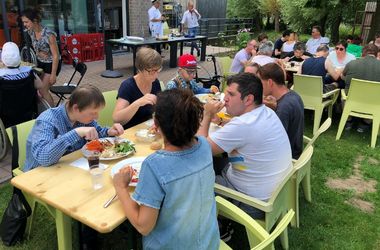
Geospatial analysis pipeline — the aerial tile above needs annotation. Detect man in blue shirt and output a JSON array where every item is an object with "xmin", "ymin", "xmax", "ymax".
[{"xmin": 23, "ymin": 85, "xmax": 124, "ymax": 172}]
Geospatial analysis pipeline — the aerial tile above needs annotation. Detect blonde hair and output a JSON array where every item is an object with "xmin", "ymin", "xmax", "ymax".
[{"xmin": 135, "ymin": 47, "xmax": 162, "ymax": 72}]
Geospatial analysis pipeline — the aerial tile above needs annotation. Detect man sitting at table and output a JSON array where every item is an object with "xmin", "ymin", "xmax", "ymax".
[
  {"xmin": 197, "ymin": 72, "xmax": 292, "ymax": 218},
  {"xmin": 251, "ymin": 41, "xmax": 276, "ymax": 66},
  {"xmin": 306, "ymin": 25, "xmax": 330, "ymax": 55},
  {"xmin": 23, "ymin": 85, "xmax": 124, "ymax": 172},
  {"xmin": 258, "ymin": 63, "xmax": 304, "ymax": 159},
  {"xmin": 230, "ymin": 39, "xmax": 258, "ymax": 73},
  {"xmin": 166, "ymin": 54, "xmax": 219, "ymax": 94}
]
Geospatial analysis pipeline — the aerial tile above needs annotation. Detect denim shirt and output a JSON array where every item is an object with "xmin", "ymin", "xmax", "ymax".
[
  {"xmin": 132, "ymin": 136, "xmax": 220, "ymax": 250},
  {"xmin": 23, "ymin": 104, "xmax": 109, "ymax": 172},
  {"xmin": 166, "ymin": 75, "xmax": 211, "ymax": 94}
]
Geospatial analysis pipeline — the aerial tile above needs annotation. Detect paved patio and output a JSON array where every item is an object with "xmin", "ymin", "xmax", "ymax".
[{"xmin": 0, "ymin": 45, "xmax": 233, "ymax": 184}]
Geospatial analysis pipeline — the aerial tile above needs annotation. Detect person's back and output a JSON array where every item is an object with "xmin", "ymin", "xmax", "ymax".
[
  {"xmin": 343, "ymin": 44, "xmax": 380, "ymax": 91},
  {"xmin": 135, "ymin": 136, "xmax": 219, "ymax": 249},
  {"xmin": 302, "ymin": 57, "xmax": 327, "ymax": 81}
]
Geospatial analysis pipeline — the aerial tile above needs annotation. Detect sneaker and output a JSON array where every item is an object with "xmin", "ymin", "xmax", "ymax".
[
  {"xmin": 357, "ymin": 123, "xmax": 370, "ymax": 133},
  {"xmin": 345, "ymin": 121, "xmax": 353, "ymax": 131},
  {"xmin": 219, "ymin": 222, "xmax": 234, "ymax": 242}
]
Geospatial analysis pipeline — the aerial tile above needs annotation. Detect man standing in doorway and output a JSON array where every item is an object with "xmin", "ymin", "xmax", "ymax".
[
  {"xmin": 148, "ymin": 0, "xmax": 165, "ymax": 54},
  {"xmin": 181, "ymin": 1, "xmax": 201, "ymax": 56}
]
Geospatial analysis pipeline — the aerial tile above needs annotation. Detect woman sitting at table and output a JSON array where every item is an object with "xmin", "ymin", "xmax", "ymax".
[
  {"xmin": 23, "ymin": 85, "xmax": 124, "ymax": 172},
  {"xmin": 113, "ymin": 47, "xmax": 162, "ymax": 129},
  {"xmin": 113, "ymin": 89, "xmax": 220, "ymax": 249},
  {"xmin": 325, "ymin": 40, "xmax": 356, "ymax": 89}
]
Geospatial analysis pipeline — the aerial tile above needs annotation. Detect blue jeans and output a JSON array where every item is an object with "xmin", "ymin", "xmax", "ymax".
[{"xmin": 188, "ymin": 27, "xmax": 199, "ymax": 55}]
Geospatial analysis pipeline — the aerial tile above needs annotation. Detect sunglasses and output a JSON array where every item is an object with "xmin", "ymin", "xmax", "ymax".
[
  {"xmin": 146, "ymin": 67, "xmax": 162, "ymax": 75},
  {"xmin": 335, "ymin": 47, "xmax": 345, "ymax": 51}
]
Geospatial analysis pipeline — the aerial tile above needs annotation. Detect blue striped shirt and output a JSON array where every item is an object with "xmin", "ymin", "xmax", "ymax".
[{"xmin": 23, "ymin": 104, "xmax": 109, "ymax": 172}]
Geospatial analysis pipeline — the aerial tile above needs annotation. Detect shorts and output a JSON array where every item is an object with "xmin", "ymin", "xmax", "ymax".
[{"xmin": 37, "ymin": 59, "xmax": 62, "ymax": 76}]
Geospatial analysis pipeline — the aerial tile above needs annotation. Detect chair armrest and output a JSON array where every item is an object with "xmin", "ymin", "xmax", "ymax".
[
  {"xmin": 340, "ymin": 89, "xmax": 347, "ymax": 101},
  {"xmin": 214, "ymin": 183, "xmax": 273, "ymax": 212},
  {"xmin": 322, "ymin": 88, "xmax": 340, "ymax": 99},
  {"xmin": 12, "ymin": 168, "xmax": 24, "ymax": 176}
]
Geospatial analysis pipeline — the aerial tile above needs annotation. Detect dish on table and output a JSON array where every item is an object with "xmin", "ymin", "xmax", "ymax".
[
  {"xmin": 135, "ymin": 128, "xmax": 157, "ymax": 142},
  {"xmin": 110, "ymin": 157, "xmax": 146, "ymax": 186},
  {"xmin": 82, "ymin": 137, "xmax": 135, "ymax": 160},
  {"xmin": 195, "ymin": 93, "xmax": 222, "ymax": 103}
]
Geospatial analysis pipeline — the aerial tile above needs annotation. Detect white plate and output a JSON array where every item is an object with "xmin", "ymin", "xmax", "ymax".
[
  {"xmin": 195, "ymin": 94, "xmax": 211, "ymax": 103},
  {"xmin": 81, "ymin": 137, "xmax": 135, "ymax": 161},
  {"xmin": 125, "ymin": 36, "xmax": 144, "ymax": 42},
  {"xmin": 110, "ymin": 157, "xmax": 146, "ymax": 186}
]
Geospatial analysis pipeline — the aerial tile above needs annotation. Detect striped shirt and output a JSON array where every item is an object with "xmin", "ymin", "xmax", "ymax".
[
  {"xmin": 23, "ymin": 104, "xmax": 109, "ymax": 172},
  {"xmin": 0, "ymin": 66, "xmax": 32, "ymax": 80}
]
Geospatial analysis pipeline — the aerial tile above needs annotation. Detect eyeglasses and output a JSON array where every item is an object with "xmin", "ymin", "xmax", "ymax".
[
  {"xmin": 335, "ymin": 47, "xmax": 345, "ymax": 51},
  {"xmin": 184, "ymin": 69, "xmax": 197, "ymax": 75},
  {"xmin": 146, "ymin": 67, "xmax": 162, "ymax": 75}
]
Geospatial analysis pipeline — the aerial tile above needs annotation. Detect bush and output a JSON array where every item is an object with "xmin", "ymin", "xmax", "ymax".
[{"xmin": 236, "ymin": 29, "xmax": 252, "ymax": 50}]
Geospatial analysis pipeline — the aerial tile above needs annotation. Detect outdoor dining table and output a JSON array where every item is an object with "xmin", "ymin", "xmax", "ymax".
[
  {"xmin": 11, "ymin": 121, "xmax": 158, "ymax": 250},
  {"xmin": 284, "ymin": 62, "xmax": 301, "ymax": 73},
  {"xmin": 101, "ymin": 35, "xmax": 207, "ymax": 77}
]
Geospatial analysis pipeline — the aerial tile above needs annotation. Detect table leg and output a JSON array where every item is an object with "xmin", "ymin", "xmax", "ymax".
[
  {"xmin": 55, "ymin": 209, "xmax": 73, "ymax": 250},
  {"xmin": 169, "ymin": 42, "xmax": 178, "ymax": 68},
  {"xmin": 180, "ymin": 42, "xmax": 184, "ymax": 56},
  {"xmin": 101, "ymin": 41, "xmax": 123, "ymax": 78},
  {"xmin": 200, "ymin": 38, "xmax": 207, "ymax": 61}
]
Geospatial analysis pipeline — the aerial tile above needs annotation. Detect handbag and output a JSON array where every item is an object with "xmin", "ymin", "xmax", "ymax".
[
  {"xmin": 0, "ymin": 187, "xmax": 32, "ymax": 246},
  {"xmin": 0, "ymin": 126, "xmax": 32, "ymax": 246}
]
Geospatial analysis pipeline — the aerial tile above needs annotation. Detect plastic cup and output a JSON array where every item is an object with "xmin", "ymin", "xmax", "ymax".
[
  {"xmin": 90, "ymin": 167, "xmax": 104, "ymax": 190},
  {"xmin": 87, "ymin": 152, "xmax": 100, "ymax": 170}
]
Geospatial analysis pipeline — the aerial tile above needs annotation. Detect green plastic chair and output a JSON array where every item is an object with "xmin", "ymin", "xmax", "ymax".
[
  {"xmin": 293, "ymin": 74, "xmax": 339, "ymax": 135},
  {"xmin": 98, "ymin": 90, "xmax": 118, "ymax": 127},
  {"xmin": 216, "ymin": 196, "xmax": 294, "ymax": 250},
  {"xmin": 215, "ymin": 168, "xmax": 295, "ymax": 250},
  {"xmin": 302, "ymin": 117, "xmax": 331, "ymax": 152},
  {"xmin": 336, "ymin": 78, "xmax": 380, "ymax": 148},
  {"xmin": 290, "ymin": 145, "xmax": 314, "ymax": 228}
]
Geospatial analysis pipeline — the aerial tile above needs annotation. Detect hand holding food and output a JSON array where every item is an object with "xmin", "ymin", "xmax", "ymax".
[
  {"xmin": 113, "ymin": 165, "xmax": 133, "ymax": 190},
  {"xmin": 75, "ymin": 127, "xmax": 99, "ymax": 140},
  {"xmin": 138, "ymin": 93, "xmax": 157, "ymax": 106},
  {"xmin": 263, "ymin": 95, "xmax": 277, "ymax": 110},
  {"xmin": 210, "ymin": 85, "xmax": 219, "ymax": 94},
  {"xmin": 204, "ymin": 100, "xmax": 225, "ymax": 116},
  {"xmin": 108, "ymin": 123, "xmax": 124, "ymax": 136}
]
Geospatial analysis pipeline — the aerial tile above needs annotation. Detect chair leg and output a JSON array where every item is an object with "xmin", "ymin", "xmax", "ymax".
[
  {"xmin": 24, "ymin": 193, "xmax": 37, "ymax": 239},
  {"xmin": 280, "ymin": 214, "xmax": 290, "ymax": 250},
  {"xmin": 313, "ymin": 108, "xmax": 323, "ymax": 135},
  {"xmin": 290, "ymin": 180, "xmax": 299, "ymax": 228},
  {"xmin": 301, "ymin": 168, "xmax": 312, "ymax": 203},
  {"xmin": 370, "ymin": 118, "xmax": 379, "ymax": 148},
  {"xmin": 336, "ymin": 111, "xmax": 350, "ymax": 141},
  {"xmin": 55, "ymin": 209, "xmax": 73, "ymax": 250}
]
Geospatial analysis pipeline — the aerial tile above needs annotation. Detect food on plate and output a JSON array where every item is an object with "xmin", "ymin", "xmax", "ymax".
[
  {"xmin": 150, "ymin": 141, "xmax": 162, "ymax": 150},
  {"xmin": 135, "ymin": 129, "xmax": 157, "ymax": 142},
  {"xmin": 86, "ymin": 138, "xmax": 135, "ymax": 158}
]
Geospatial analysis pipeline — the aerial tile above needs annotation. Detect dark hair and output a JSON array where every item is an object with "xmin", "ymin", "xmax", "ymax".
[
  {"xmin": 375, "ymin": 33, "xmax": 380, "ymax": 39},
  {"xmin": 68, "ymin": 85, "xmax": 105, "ymax": 111},
  {"xmin": 282, "ymin": 30, "xmax": 292, "ymax": 37},
  {"xmin": 135, "ymin": 47, "xmax": 162, "ymax": 72},
  {"xmin": 258, "ymin": 63, "xmax": 286, "ymax": 86},
  {"xmin": 293, "ymin": 42, "xmax": 306, "ymax": 52},
  {"xmin": 154, "ymin": 89, "xmax": 203, "ymax": 147},
  {"xmin": 312, "ymin": 25, "xmax": 322, "ymax": 33},
  {"xmin": 258, "ymin": 33, "xmax": 268, "ymax": 42},
  {"xmin": 227, "ymin": 73, "xmax": 263, "ymax": 105},
  {"xmin": 336, "ymin": 40, "xmax": 348, "ymax": 49},
  {"xmin": 21, "ymin": 8, "xmax": 42, "ymax": 23},
  {"xmin": 346, "ymin": 35, "xmax": 353, "ymax": 41},
  {"xmin": 316, "ymin": 44, "xmax": 329, "ymax": 52},
  {"xmin": 352, "ymin": 35, "xmax": 361, "ymax": 45},
  {"xmin": 362, "ymin": 44, "xmax": 379, "ymax": 57}
]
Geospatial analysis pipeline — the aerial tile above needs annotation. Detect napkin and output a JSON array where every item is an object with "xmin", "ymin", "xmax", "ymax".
[{"xmin": 69, "ymin": 157, "xmax": 109, "ymax": 171}]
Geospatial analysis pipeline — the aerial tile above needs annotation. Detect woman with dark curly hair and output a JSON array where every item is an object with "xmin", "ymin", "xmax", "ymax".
[{"xmin": 113, "ymin": 89, "xmax": 220, "ymax": 249}]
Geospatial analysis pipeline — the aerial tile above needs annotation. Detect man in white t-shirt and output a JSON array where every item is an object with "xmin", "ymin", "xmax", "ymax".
[
  {"xmin": 197, "ymin": 72, "xmax": 292, "ymax": 218},
  {"xmin": 181, "ymin": 1, "xmax": 201, "ymax": 56},
  {"xmin": 148, "ymin": 0, "xmax": 165, "ymax": 38},
  {"xmin": 230, "ymin": 39, "xmax": 258, "ymax": 73},
  {"xmin": 251, "ymin": 41, "xmax": 276, "ymax": 66},
  {"xmin": 306, "ymin": 25, "xmax": 330, "ymax": 55}
]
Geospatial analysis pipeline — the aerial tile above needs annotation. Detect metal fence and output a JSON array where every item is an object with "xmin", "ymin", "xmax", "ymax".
[{"xmin": 199, "ymin": 18, "xmax": 255, "ymax": 40}]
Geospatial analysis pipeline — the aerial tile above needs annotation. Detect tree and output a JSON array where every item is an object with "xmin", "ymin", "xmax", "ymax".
[
  {"xmin": 368, "ymin": 1, "xmax": 380, "ymax": 42},
  {"xmin": 260, "ymin": 0, "xmax": 281, "ymax": 32}
]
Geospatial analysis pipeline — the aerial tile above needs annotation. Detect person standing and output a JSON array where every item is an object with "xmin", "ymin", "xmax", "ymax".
[
  {"xmin": 148, "ymin": 0, "xmax": 165, "ymax": 38},
  {"xmin": 306, "ymin": 25, "xmax": 330, "ymax": 55},
  {"xmin": 181, "ymin": 1, "xmax": 201, "ymax": 56},
  {"xmin": 21, "ymin": 8, "xmax": 61, "ymax": 107}
]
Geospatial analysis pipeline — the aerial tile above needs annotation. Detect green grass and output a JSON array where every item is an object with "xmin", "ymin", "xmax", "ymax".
[{"xmin": 1, "ymin": 111, "xmax": 380, "ymax": 249}]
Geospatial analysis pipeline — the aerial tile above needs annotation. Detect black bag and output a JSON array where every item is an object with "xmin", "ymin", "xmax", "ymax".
[
  {"xmin": 0, "ymin": 188, "xmax": 32, "ymax": 246},
  {"xmin": 0, "ymin": 126, "xmax": 32, "ymax": 246}
]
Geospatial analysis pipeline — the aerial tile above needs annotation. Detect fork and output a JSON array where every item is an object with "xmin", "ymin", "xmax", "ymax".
[{"xmin": 103, "ymin": 194, "xmax": 117, "ymax": 208}]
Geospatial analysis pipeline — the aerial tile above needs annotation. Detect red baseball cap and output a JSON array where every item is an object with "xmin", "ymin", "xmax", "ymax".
[{"xmin": 178, "ymin": 54, "xmax": 199, "ymax": 68}]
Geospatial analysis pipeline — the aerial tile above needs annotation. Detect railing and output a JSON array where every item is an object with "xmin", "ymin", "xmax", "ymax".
[{"xmin": 199, "ymin": 18, "xmax": 255, "ymax": 40}]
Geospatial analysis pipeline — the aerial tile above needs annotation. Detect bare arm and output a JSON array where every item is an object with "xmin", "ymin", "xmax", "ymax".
[
  {"xmin": 48, "ymin": 35, "xmax": 60, "ymax": 84},
  {"xmin": 325, "ymin": 59, "xmax": 341, "ymax": 81}
]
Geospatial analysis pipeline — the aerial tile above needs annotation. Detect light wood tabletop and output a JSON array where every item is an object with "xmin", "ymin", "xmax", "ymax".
[{"xmin": 11, "ymin": 121, "xmax": 161, "ymax": 249}]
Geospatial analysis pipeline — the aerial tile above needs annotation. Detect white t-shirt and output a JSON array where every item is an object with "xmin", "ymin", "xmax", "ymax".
[
  {"xmin": 251, "ymin": 55, "xmax": 276, "ymax": 66},
  {"xmin": 230, "ymin": 49, "xmax": 250, "ymax": 73},
  {"xmin": 210, "ymin": 105, "xmax": 292, "ymax": 201},
  {"xmin": 306, "ymin": 36, "xmax": 330, "ymax": 54},
  {"xmin": 148, "ymin": 6, "xmax": 163, "ymax": 37},
  {"xmin": 326, "ymin": 51, "xmax": 356, "ymax": 69},
  {"xmin": 181, "ymin": 10, "xmax": 201, "ymax": 28},
  {"xmin": 282, "ymin": 41, "xmax": 295, "ymax": 53}
]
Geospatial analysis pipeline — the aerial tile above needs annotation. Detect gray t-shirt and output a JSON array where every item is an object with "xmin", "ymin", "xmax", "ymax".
[
  {"xmin": 276, "ymin": 90, "xmax": 304, "ymax": 159},
  {"xmin": 230, "ymin": 49, "xmax": 250, "ymax": 73}
]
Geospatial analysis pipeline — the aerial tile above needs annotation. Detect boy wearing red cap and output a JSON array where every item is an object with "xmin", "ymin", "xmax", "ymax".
[{"xmin": 166, "ymin": 54, "xmax": 219, "ymax": 94}]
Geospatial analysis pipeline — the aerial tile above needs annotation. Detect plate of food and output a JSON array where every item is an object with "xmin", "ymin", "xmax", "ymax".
[
  {"xmin": 195, "ymin": 93, "xmax": 222, "ymax": 103},
  {"xmin": 110, "ymin": 157, "xmax": 146, "ymax": 186},
  {"xmin": 82, "ymin": 137, "xmax": 136, "ymax": 160},
  {"xmin": 156, "ymin": 35, "xmax": 169, "ymax": 41}
]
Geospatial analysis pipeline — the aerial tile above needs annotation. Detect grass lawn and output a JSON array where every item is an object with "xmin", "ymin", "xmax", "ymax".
[{"xmin": 0, "ymin": 111, "xmax": 379, "ymax": 249}]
